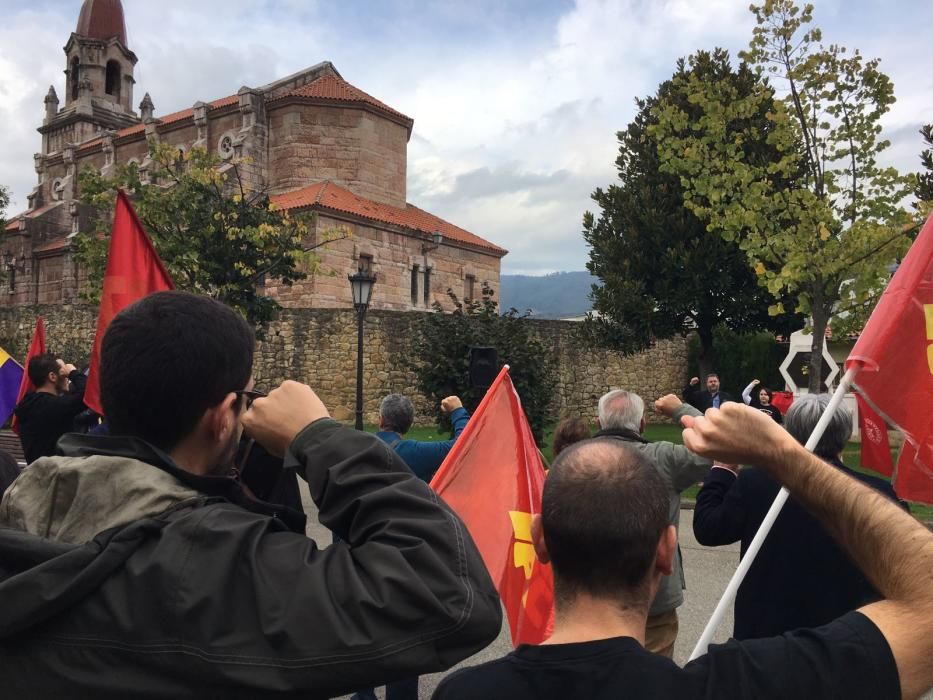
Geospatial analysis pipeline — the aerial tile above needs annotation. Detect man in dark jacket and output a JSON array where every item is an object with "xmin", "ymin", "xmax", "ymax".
[
  {"xmin": 693, "ymin": 393, "xmax": 903, "ymax": 639},
  {"xmin": 0, "ymin": 291, "xmax": 501, "ymax": 698},
  {"xmin": 682, "ymin": 373, "xmax": 734, "ymax": 411},
  {"xmin": 13, "ymin": 352, "xmax": 87, "ymax": 463},
  {"xmin": 354, "ymin": 392, "xmax": 471, "ymax": 700}
]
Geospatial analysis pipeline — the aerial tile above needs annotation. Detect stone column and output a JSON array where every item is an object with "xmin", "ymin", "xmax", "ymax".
[{"xmin": 235, "ymin": 86, "xmax": 268, "ymax": 193}]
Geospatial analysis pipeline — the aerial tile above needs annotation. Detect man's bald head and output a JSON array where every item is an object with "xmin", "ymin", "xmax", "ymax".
[{"xmin": 542, "ymin": 438, "xmax": 669, "ymax": 610}]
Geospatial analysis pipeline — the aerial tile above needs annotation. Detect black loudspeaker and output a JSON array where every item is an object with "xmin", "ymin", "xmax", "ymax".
[{"xmin": 469, "ymin": 346, "xmax": 498, "ymax": 389}]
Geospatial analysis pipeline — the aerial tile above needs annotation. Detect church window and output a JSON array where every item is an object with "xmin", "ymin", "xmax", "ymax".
[
  {"xmin": 105, "ymin": 61, "xmax": 121, "ymax": 99},
  {"xmin": 69, "ymin": 57, "xmax": 80, "ymax": 101},
  {"xmin": 423, "ymin": 266, "xmax": 431, "ymax": 306},
  {"xmin": 411, "ymin": 264, "xmax": 419, "ymax": 305},
  {"xmin": 217, "ymin": 132, "xmax": 236, "ymax": 160},
  {"xmin": 51, "ymin": 179, "xmax": 65, "ymax": 201},
  {"xmin": 464, "ymin": 274, "xmax": 475, "ymax": 301}
]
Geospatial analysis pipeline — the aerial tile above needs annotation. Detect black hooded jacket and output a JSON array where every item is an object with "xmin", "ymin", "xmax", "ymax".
[{"xmin": 0, "ymin": 419, "xmax": 501, "ymax": 698}]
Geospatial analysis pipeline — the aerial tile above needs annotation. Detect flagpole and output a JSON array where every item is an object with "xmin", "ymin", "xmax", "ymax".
[{"xmin": 688, "ymin": 365, "xmax": 859, "ymax": 661}]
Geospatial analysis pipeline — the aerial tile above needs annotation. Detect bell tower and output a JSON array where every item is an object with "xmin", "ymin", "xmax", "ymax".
[{"xmin": 39, "ymin": 0, "xmax": 140, "ymax": 156}]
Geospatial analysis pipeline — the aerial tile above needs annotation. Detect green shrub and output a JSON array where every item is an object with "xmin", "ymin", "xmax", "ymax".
[
  {"xmin": 687, "ymin": 324, "xmax": 786, "ymax": 399},
  {"xmin": 411, "ymin": 284, "xmax": 555, "ymax": 444}
]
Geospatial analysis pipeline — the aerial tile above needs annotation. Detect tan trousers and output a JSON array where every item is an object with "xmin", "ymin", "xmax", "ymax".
[{"xmin": 645, "ymin": 610, "xmax": 679, "ymax": 659}]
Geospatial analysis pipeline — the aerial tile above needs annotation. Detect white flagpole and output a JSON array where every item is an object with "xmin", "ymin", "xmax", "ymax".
[{"xmin": 688, "ymin": 365, "xmax": 860, "ymax": 661}]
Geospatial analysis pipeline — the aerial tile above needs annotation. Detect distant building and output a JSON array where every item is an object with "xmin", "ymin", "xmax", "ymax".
[{"xmin": 3, "ymin": 0, "xmax": 506, "ymax": 310}]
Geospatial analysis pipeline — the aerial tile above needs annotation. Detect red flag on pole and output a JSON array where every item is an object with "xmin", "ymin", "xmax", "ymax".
[
  {"xmin": 430, "ymin": 366, "xmax": 554, "ymax": 646},
  {"xmin": 11, "ymin": 317, "xmax": 46, "ymax": 435},
  {"xmin": 845, "ymin": 214, "xmax": 933, "ymax": 503},
  {"xmin": 84, "ymin": 190, "xmax": 174, "ymax": 415},
  {"xmin": 855, "ymin": 393, "xmax": 893, "ymax": 477}
]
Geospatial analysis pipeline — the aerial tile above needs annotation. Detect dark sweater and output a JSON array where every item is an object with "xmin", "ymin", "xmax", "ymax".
[
  {"xmin": 693, "ymin": 459, "xmax": 903, "ymax": 640},
  {"xmin": 13, "ymin": 371, "xmax": 87, "ymax": 464}
]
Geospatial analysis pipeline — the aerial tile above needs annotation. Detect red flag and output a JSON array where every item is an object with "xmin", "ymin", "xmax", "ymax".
[
  {"xmin": 10, "ymin": 317, "xmax": 46, "ymax": 435},
  {"xmin": 770, "ymin": 390, "xmax": 794, "ymax": 415},
  {"xmin": 430, "ymin": 367, "xmax": 554, "ymax": 646},
  {"xmin": 845, "ymin": 214, "xmax": 933, "ymax": 503},
  {"xmin": 855, "ymin": 393, "xmax": 893, "ymax": 477},
  {"xmin": 84, "ymin": 190, "xmax": 174, "ymax": 415}
]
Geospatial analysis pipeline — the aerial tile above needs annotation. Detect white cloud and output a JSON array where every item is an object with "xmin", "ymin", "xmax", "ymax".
[{"xmin": 1, "ymin": 0, "xmax": 930, "ymax": 275}]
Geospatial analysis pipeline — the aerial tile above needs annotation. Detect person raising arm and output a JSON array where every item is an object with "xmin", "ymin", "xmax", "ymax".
[{"xmin": 682, "ymin": 403, "xmax": 933, "ymax": 700}]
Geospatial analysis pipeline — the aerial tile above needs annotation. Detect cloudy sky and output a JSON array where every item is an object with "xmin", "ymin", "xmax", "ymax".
[{"xmin": 1, "ymin": 0, "xmax": 931, "ymax": 274}]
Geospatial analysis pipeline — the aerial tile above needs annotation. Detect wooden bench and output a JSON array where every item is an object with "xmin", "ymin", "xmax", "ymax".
[{"xmin": 0, "ymin": 429, "xmax": 26, "ymax": 466}]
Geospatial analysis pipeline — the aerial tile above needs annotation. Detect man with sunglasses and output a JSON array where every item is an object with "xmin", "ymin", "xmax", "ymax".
[{"xmin": 0, "ymin": 291, "xmax": 501, "ymax": 697}]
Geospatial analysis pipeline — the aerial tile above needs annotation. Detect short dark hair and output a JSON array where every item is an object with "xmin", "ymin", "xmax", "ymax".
[
  {"xmin": 28, "ymin": 353, "xmax": 60, "ymax": 387},
  {"xmin": 551, "ymin": 417, "xmax": 590, "ymax": 458},
  {"xmin": 380, "ymin": 394, "xmax": 414, "ymax": 434},
  {"xmin": 101, "ymin": 291, "xmax": 254, "ymax": 450},
  {"xmin": 543, "ymin": 438, "xmax": 668, "ymax": 610}
]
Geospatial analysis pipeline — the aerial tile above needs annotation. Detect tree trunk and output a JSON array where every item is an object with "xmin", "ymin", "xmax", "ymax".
[
  {"xmin": 696, "ymin": 326, "xmax": 716, "ymax": 381},
  {"xmin": 808, "ymin": 307, "xmax": 829, "ymax": 393}
]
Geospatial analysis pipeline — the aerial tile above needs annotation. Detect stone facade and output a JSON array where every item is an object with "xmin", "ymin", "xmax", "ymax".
[
  {"xmin": 268, "ymin": 213, "xmax": 502, "ymax": 311},
  {"xmin": 3, "ymin": 0, "xmax": 505, "ymax": 313},
  {"xmin": 0, "ymin": 305, "xmax": 689, "ymax": 427}
]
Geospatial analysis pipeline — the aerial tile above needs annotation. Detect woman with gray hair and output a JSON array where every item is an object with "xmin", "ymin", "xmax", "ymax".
[{"xmin": 693, "ymin": 394, "xmax": 904, "ymax": 640}]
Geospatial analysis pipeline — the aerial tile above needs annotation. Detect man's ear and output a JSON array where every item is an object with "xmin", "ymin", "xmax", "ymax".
[
  {"xmin": 206, "ymin": 392, "xmax": 240, "ymax": 441},
  {"xmin": 639, "ymin": 417, "xmax": 646, "ymax": 434},
  {"xmin": 655, "ymin": 525, "xmax": 677, "ymax": 577},
  {"xmin": 531, "ymin": 513, "xmax": 550, "ymax": 565}
]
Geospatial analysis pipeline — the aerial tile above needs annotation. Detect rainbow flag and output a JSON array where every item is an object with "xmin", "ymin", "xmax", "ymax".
[{"xmin": 0, "ymin": 348, "xmax": 24, "ymax": 426}]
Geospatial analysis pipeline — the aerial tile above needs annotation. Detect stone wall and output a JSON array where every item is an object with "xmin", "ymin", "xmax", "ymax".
[{"xmin": 0, "ymin": 305, "xmax": 688, "ymax": 426}]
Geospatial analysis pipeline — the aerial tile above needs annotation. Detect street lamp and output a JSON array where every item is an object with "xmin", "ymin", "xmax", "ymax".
[
  {"xmin": 348, "ymin": 266, "xmax": 377, "ymax": 430},
  {"xmin": 421, "ymin": 230, "xmax": 443, "ymax": 306}
]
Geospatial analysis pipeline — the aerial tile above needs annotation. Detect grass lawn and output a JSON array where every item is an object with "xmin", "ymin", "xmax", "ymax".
[{"xmin": 381, "ymin": 422, "xmax": 933, "ymax": 521}]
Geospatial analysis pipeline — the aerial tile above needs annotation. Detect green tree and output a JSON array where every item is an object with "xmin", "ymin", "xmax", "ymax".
[
  {"xmin": 0, "ymin": 183, "xmax": 8, "ymax": 231},
  {"xmin": 76, "ymin": 141, "xmax": 346, "ymax": 328},
  {"xmin": 411, "ymin": 285, "xmax": 554, "ymax": 444},
  {"xmin": 918, "ymin": 124, "xmax": 933, "ymax": 209},
  {"xmin": 652, "ymin": 0, "xmax": 914, "ymax": 391},
  {"xmin": 583, "ymin": 49, "xmax": 800, "ymax": 378}
]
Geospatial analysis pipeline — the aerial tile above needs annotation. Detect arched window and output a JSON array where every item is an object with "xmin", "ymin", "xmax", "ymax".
[
  {"xmin": 69, "ymin": 57, "xmax": 80, "ymax": 101},
  {"xmin": 105, "ymin": 60, "xmax": 121, "ymax": 99}
]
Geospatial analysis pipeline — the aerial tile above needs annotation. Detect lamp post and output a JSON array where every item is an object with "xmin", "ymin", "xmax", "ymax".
[
  {"xmin": 348, "ymin": 266, "xmax": 377, "ymax": 430},
  {"xmin": 421, "ymin": 230, "xmax": 443, "ymax": 306}
]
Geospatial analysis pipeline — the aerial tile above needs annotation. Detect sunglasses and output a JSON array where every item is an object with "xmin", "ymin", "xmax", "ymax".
[{"xmin": 234, "ymin": 388, "xmax": 267, "ymax": 410}]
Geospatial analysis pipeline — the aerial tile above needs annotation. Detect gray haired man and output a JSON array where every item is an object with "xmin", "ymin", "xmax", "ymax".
[
  {"xmin": 593, "ymin": 389, "xmax": 709, "ymax": 657},
  {"xmin": 693, "ymin": 393, "xmax": 905, "ymax": 639}
]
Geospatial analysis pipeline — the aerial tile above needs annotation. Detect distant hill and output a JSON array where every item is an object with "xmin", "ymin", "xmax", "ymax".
[{"xmin": 499, "ymin": 271, "xmax": 597, "ymax": 319}]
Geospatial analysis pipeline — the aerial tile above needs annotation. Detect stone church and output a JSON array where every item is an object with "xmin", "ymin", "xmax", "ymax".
[{"xmin": 2, "ymin": 0, "xmax": 506, "ymax": 311}]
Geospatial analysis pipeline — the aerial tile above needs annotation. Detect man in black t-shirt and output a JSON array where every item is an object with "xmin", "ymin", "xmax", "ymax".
[{"xmin": 433, "ymin": 404, "xmax": 933, "ymax": 700}]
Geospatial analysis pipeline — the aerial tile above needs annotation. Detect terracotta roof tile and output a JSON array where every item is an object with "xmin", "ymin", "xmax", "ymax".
[
  {"xmin": 276, "ymin": 75, "xmax": 411, "ymax": 123},
  {"xmin": 33, "ymin": 236, "xmax": 69, "ymax": 253},
  {"xmin": 271, "ymin": 182, "xmax": 507, "ymax": 256},
  {"xmin": 4, "ymin": 202, "xmax": 63, "ymax": 231},
  {"xmin": 75, "ymin": 94, "xmax": 241, "ymax": 149}
]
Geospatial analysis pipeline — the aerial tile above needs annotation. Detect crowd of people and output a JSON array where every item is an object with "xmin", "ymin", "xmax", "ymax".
[{"xmin": 0, "ymin": 290, "xmax": 930, "ymax": 698}]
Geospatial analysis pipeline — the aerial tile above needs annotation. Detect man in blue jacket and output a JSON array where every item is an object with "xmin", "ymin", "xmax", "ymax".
[
  {"xmin": 355, "ymin": 392, "xmax": 471, "ymax": 700},
  {"xmin": 375, "ymin": 393, "xmax": 470, "ymax": 482}
]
